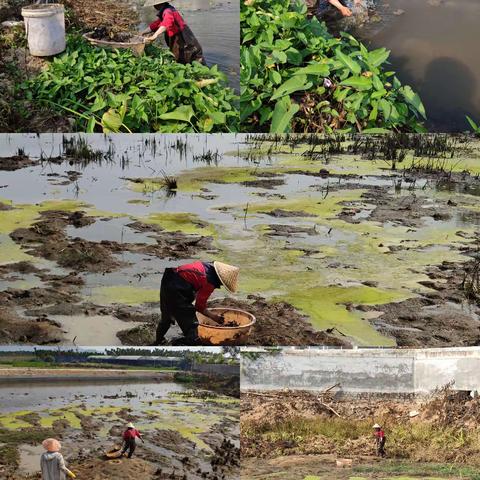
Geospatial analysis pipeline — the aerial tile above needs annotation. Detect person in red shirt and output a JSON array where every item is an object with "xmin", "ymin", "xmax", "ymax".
[
  {"xmin": 121, "ymin": 423, "xmax": 144, "ymax": 458},
  {"xmin": 155, "ymin": 260, "xmax": 240, "ymax": 345},
  {"xmin": 141, "ymin": 0, "xmax": 205, "ymax": 65},
  {"xmin": 373, "ymin": 424, "xmax": 386, "ymax": 457}
]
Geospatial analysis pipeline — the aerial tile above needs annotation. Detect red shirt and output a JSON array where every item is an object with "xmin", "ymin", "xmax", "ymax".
[
  {"xmin": 123, "ymin": 428, "xmax": 141, "ymax": 441},
  {"xmin": 374, "ymin": 430, "xmax": 385, "ymax": 439},
  {"xmin": 149, "ymin": 8, "xmax": 186, "ymax": 37},
  {"xmin": 176, "ymin": 261, "xmax": 216, "ymax": 313}
]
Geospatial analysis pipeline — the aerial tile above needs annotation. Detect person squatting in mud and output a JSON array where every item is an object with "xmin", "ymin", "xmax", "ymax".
[
  {"xmin": 156, "ymin": 260, "xmax": 240, "ymax": 345},
  {"xmin": 373, "ymin": 423, "xmax": 386, "ymax": 457},
  {"xmin": 41, "ymin": 438, "xmax": 76, "ymax": 480},
  {"xmin": 121, "ymin": 423, "xmax": 144, "ymax": 458},
  {"xmin": 141, "ymin": 0, "xmax": 206, "ymax": 65},
  {"xmin": 306, "ymin": 0, "xmax": 364, "ymax": 34}
]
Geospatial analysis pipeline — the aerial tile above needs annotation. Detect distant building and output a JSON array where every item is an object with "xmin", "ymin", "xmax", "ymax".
[{"xmin": 87, "ymin": 355, "xmax": 185, "ymax": 368}]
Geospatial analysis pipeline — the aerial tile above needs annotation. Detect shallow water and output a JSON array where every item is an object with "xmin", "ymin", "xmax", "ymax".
[
  {"xmin": 356, "ymin": 0, "xmax": 480, "ymax": 132},
  {"xmin": 131, "ymin": 0, "xmax": 239, "ymax": 90},
  {"xmin": 1, "ymin": 134, "xmax": 479, "ymax": 346},
  {"xmin": 0, "ymin": 379, "xmax": 239, "ymax": 477},
  {"xmin": 0, "ymin": 380, "xmax": 186, "ymax": 411}
]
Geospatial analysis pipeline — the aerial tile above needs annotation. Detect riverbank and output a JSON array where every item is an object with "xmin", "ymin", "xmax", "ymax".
[
  {"xmin": 0, "ymin": 0, "xmax": 238, "ymax": 133},
  {"xmin": 241, "ymin": 389, "xmax": 480, "ymax": 479},
  {"xmin": 0, "ymin": 376, "xmax": 240, "ymax": 479},
  {"xmin": 0, "ymin": 367, "xmax": 175, "ymax": 382}
]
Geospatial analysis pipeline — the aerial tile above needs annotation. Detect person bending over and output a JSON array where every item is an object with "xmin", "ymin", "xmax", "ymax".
[
  {"xmin": 121, "ymin": 423, "xmax": 144, "ymax": 459},
  {"xmin": 156, "ymin": 260, "xmax": 239, "ymax": 345},
  {"xmin": 141, "ymin": 0, "xmax": 205, "ymax": 65}
]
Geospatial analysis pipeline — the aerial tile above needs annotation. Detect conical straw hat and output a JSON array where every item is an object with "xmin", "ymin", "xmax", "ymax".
[
  {"xmin": 213, "ymin": 261, "xmax": 239, "ymax": 293},
  {"xmin": 372, "ymin": 423, "xmax": 381, "ymax": 429},
  {"xmin": 42, "ymin": 438, "xmax": 61, "ymax": 452},
  {"xmin": 127, "ymin": 422, "xmax": 135, "ymax": 428},
  {"xmin": 144, "ymin": 0, "xmax": 171, "ymax": 7}
]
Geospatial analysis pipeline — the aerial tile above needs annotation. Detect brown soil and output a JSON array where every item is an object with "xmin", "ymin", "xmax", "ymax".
[
  {"xmin": 63, "ymin": 0, "xmax": 138, "ymax": 31},
  {"xmin": 68, "ymin": 457, "xmax": 157, "ymax": 480},
  {"xmin": 0, "ymin": 155, "xmax": 37, "ymax": 171},
  {"xmin": 242, "ymin": 178, "xmax": 286, "ymax": 189},
  {"xmin": 263, "ymin": 208, "xmax": 316, "ymax": 218},
  {"xmin": 265, "ymin": 224, "xmax": 318, "ymax": 236},
  {"xmin": 241, "ymin": 387, "xmax": 480, "ymax": 461},
  {"xmin": 89, "ymin": 26, "xmax": 136, "ymax": 42},
  {"xmin": 210, "ymin": 296, "xmax": 350, "ymax": 347},
  {"xmin": 11, "ymin": 211, "xmax": 123, "ymax": 273},
  {"xmin": 364, "ymin": 259, "xmax": 480, "ymax": 347},
  {"xmin": 0, "ymin": 306, "xmax": 64, "ymax": 344}
]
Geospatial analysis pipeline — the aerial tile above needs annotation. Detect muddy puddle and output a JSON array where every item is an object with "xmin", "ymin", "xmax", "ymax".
[
  {"xmin": 0, "ymin": 134, "xmax": 479, "ymax": 347},
  {"xmin": 0, "ymin": 379, "xmax": 240, "ymax": 479},
  {"xmin": 131, "ymin": 0, "xmax": 239, "ymax": 90},
  {"xmin": 352, "ymin": 0, "xmax": 480, "ymax": 132}
]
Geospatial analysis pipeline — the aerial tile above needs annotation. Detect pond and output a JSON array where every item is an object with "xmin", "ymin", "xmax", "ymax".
[
  {"xmin": 355, "ymin": 0, "xmax": 480, "ymax": 132},
  {"xmin": 0, "ymin": 134, "xmax": 479, "ymax": 347},
  {"xmin": 0, "ymin": 377, "xmax": 240, "ymax": 479},
  {"xmin": 131, "ymin": 0, "xmax": 240, "ymax": 91}
]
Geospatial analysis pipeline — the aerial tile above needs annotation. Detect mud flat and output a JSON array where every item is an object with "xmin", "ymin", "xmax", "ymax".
[
  {"xmin": 0, "ymin": 134, "xmax": 479, "ymax": 347},
  {"xmin": 0, "ymin": 374, "xmax": 240, "ymax": 479},
  {"xmin": 241, "ymin": 388, "xmax": 480, "ymax": 480}
]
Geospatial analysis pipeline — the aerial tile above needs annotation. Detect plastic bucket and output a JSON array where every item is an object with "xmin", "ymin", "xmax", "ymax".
[
  {"xmin": 197, "ymin": 308, "xmax": 256, "ymax": 346},
  {"xmin": 21, "ymin": 4, "xmax": 65, "ymax": 57}
]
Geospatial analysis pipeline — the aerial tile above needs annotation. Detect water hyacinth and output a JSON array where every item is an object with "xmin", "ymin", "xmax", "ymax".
[
  {"xmin": 22, "ymin": 36, "xmax": 239, "ymax": 133},
  {"xmin": 240, "ymin": 0, "xmax": 427, "ymax": 133}
]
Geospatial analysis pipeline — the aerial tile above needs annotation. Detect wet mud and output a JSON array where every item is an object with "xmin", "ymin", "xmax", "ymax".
[
  {"xmin": 210, "ymin": 297, "xmax": 349, "ymax": 347},
  {"xmin": 0, "ymin": 379, "xmax": 240, "ymax": 480},
  {"xmin": 0, "ymin": 134, "xmax": 479, "ymax": 346}
]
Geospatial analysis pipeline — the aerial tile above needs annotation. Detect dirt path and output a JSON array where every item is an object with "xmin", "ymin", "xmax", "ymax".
[{"xmin": 241, "ymin": 454, "xmax": 465, "ymax": 480}]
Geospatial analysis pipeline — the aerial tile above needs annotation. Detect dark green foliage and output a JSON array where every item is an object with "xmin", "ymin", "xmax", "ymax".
[
  {"xmin": 23, "ymin": 36, "xmax": 239, "ymax": 133},
  {"xmin": 241, "ymin": 0, "xmax": 427, "ymax": 133}
]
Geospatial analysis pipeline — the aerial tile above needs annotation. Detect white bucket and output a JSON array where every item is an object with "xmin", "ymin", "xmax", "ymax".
[{"xmin": 21, "ymin": 3, "xmax": 66, "ymax": 57}]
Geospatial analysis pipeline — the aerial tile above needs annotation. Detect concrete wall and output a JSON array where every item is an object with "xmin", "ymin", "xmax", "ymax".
[{"xmin": 241, "ymin": 348, "xmax": 480, "ymax": 395}]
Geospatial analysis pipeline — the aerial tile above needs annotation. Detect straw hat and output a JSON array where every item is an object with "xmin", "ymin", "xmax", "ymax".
[
  {"xmin": 213, "ymin": 261, "xmax": 239, "ymax": 293},
  {"xmin": 42, "ymin": 438, "xmax": 61, "ymax": 452},
  {"xmin": 372, "ymin": 423, "xmax": 381, "ymax": 429},
  {"xmin": 127, "ymin": 422, "xmax": 135, "ymax": 429},
  {"xmin": 144, "ymin": 0, "xmax": 171, "ymax": 7}
]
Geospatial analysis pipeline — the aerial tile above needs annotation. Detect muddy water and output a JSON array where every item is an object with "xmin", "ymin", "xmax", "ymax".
[
  {"xmin": 1, "ymin": 134, "xmax": 479, "ymax": 346},
  {"xmin": 357, "ymin": 0, "xmax": 480, "ymax": 132},
  {"xmin": 0, "ymin": 379, "xmax": 239, "ymax": 479},
  {"xmin": 131, "ymin": 0, "xmax": 239, "ymax": 90}
]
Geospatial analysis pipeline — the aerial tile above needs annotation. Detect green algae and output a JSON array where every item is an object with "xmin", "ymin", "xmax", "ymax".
[
  {"xmin": 0, "ymin": 411, "xmax": 36, "ymax": 430},
  {"xmin": 279, "ymin": 286, "xmax": 404, "ymax": 346},
  {"xmin": 141, "ymin": 212, "xmax": 216, "ymax": 236},
  {"xmin": 90, "ymin": 286, "xmax": 158, "ymax": 305},
  {"xmin": 127, "ymin": 167, "xmax": 261, "ymax": 194},
  {"xmin": 0, "ymin": 199, "xmax": 106, "ymax": 235},
  {"xmin": 39, "ymin": 411, "xmax": 82, "ymax": 429},
  {"xmin": 0, "ymin": 236, "xmax": 36, "ymax": 265},
  {"xmin": 247, "ymin": 189, "xmax": 367, "ymax": 220}
]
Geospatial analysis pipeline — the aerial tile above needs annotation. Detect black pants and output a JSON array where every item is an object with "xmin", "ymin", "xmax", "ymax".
[
  {"xmin": 156, "ymin": 268, "xmax": 199, "ymax": 344},
  {"xmin": 317, "ymin": 8, "xmax": 344, "ymax": 36},
  {"xmin": 377, "ymin": 437, "xmax": 386, "ymax": 457},
  {"xmin": 121, "ymin": 438, "xmax": 136, "ymax": 458}
]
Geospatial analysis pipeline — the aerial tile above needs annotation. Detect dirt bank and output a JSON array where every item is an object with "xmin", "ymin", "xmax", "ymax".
[
  {"xmin": 210, "ymin": 296, "xmax": 350, "ymax": 347},
  {"xmin": 365, "ymin": 258, "xmax": 480, "ymax": 347},
  {"xmin": 0, "ymin": 0, "xmax": 137, "ymax": 133},
  {"xmin": 241, "ymin": 388, "xmax": 480, "ymax": 467}
]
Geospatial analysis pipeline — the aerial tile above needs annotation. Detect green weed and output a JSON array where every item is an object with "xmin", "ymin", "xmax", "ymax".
[{"xmin": 241, "ymin": 0, "xmax": 426, "ymax": 133}]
